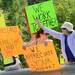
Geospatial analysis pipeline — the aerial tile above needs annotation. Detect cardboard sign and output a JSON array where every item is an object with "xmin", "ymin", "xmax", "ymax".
[
  {"xmin": 24, "ymin": 40, "xmax": 60, "ymax": 71},
  {"xmin": 0, "ymin": 26, "xmax": 23, "ymax": 59},
  {"xmin": 0, "ymin": 12, "xmax": 6, "ymax": 26},
  {"xmin": 25, "ymin": 0, "xmax": 58, "ymax": 33}
]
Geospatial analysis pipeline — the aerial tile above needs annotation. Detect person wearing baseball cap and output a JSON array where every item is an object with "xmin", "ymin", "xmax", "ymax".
[{"xmin": 35, "ymin": 19, "xmax": 75, "ymax": 64}]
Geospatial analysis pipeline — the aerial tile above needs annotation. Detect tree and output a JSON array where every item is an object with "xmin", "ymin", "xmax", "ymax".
[
  {"xmin": 1, "ymin": 0, "xmax": 31, "ymax": 41},
  {"xmin": 54, "ymin": 0, "xmax": 75, "ymax": 25}
]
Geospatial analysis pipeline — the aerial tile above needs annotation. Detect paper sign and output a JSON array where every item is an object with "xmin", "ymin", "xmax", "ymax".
[
  {"xmin": 25, "ymin": 0, "xmax": 58, "ymax": 33},
  {"xmin": 0, "ymin": 12, "xmax": 6, "ymax": 26},
  {"xmin": 0, "ymin": 26, "xmax": 23, "ymax": 60},
  {"xmin": 24, "ymin": 40, "xmax": 60, "ymax": 71},
  {"xmin": 4, "ymin": 57, "xmax": 14, "ymax": 65}
]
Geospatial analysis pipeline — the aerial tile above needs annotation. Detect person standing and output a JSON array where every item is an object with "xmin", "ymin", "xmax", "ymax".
[{"xmin": 35, "ymin": 19, "xmax": 75, "ymax": 63}]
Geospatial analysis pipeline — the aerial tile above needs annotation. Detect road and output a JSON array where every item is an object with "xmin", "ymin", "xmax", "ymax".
[{"xmin": 0, "ymin": 64, "xmax": 75, "ymax": 75}]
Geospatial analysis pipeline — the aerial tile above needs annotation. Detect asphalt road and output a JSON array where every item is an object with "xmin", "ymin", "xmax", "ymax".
[{"xmin": 0, "ymin": 64, "xmax": 75, "ymax": 75}]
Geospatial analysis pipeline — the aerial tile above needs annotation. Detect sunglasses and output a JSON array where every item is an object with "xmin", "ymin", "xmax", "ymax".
[
  {"xmin": 61, "ymin": 28, "xmax": 66, "ymax": 30},
  {"xmin": 44, "ymin": 33, "xmax": 49, "ymax": 35}
]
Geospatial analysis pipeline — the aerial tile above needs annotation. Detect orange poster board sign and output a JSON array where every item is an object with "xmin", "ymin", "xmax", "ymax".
[
  {"xmin": 24, "ymin": 40, "xmax": 60, "ymax": 71},
  {"xmin": 0, "ymin": 26, "xmax": 23, "ymax": 58}
]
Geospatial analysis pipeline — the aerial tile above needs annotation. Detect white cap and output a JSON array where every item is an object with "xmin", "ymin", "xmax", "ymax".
[{"xmin": 61, "ymin": 22, "xmax": 74, "ymax": 31}]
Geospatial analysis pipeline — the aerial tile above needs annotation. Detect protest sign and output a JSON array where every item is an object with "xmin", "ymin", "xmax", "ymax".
[
  {"xmin": 24, "ymin": 40, "xmax": 60, "ymax": 71},
  {"xmin": 0, "ymin": 26, "xmax": 23, "ymax": 64},
  {"xmin": 25, "ymin": 0, "xmax": 58, "ymax": 33}
]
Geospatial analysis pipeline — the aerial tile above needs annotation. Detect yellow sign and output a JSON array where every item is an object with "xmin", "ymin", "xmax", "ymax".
[
  {"xmin": 0, "ymin": 26, "xmax": 23, "ymax": 59},
  {"xmin": 24, "ymin": 40, "xmax": 60, "ymax": 71},
  {"xmin": 60, "ymin": 54, "xmax": 65, "ymax": 64},
  {"xmin": 4, "ymin": 57, "xmax": 14, "ymax": 65},
  {"xmin": 0, "ymin": 12, "xmax": 6, "ymax": 26}
]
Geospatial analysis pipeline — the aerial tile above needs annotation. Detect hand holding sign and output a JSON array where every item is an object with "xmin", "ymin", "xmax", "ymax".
[
  {"xmin": 35, "ymin": 19, "xmax": 44, "ymax": 28},
  {"xmin": 23, "ymin": 40, "xmax": 36, "ymax": 50},
  {"xmin": 23, "ymin": 42, "xmax": 27, "ymax": 50},
  {"xmin": 35, "ymin": 19, "xmax": 40, "ymax": 25}
]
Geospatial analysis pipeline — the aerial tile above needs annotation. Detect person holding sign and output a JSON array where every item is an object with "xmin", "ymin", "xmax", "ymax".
[
  {"xmin": 35, "ymin": 28, "xmax": 49, "ymax": 44},
  {"xmin": 23, "ymin": 28, "xmax": 60, "ymax": 71},
  {"xmin": 35, "ymin": 19, "xmax": 75, "ymax": 63},
  {"xmin": 23, "ymin": 28, "xmax": 49, "ymax": 49}
]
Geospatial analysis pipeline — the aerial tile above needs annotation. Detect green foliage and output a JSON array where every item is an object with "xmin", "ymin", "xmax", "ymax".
[
  {"xmin": 54, "ymin": 0, "xmax": 75, "ymax": 24},
  {"xmin": 0, "ymin": 0, "xmax": 31, "ymax": 42},
  {"xmin": 27, "ymin": 0, "xmax": 49, "ymax": 5},
  {"xmin": 18, "ymin": 54, "xmax": 28, "ymax": 68}
]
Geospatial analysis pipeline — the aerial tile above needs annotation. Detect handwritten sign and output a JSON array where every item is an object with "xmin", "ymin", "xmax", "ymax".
[
  {"xmin": 25, "ymin": 0, "xmax": 58, "ymax": 33},
  {"xmin": 0, "ymin": 12, "xmax": 6, "ymax": 26},
  {"xmin": 24, "ymin": 40, "xmax": 60, "ymax": 71},
  {"xmin": 0, "ymin": 26, "xmax": 23, "ymax": 60}
]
